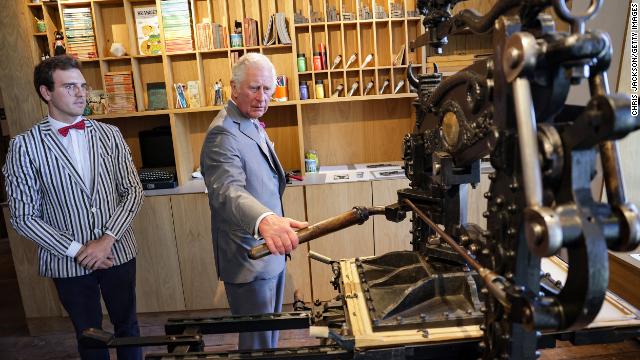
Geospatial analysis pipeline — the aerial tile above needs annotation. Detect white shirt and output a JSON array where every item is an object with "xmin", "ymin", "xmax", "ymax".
[
  {"xmin": 47, "ymin": 115, "xmax": 95, "ymax": 257},
  {"xmin": 48, "ymin": 115, "xmax": 92, "ymax": 191}
]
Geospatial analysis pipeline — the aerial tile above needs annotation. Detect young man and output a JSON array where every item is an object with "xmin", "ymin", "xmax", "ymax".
[
  {"xmin": 3, "ymin": 55, "xmax": 144, "ymax": 360},
  {"xmin": 200, "ymin": 53, "xmax": 308, "ymax": 350}
]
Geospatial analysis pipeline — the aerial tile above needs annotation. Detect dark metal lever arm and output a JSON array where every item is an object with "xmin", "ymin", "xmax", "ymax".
[{"xmin": 248, "ymin": 206, "xmax": 385, "ymax": 260}]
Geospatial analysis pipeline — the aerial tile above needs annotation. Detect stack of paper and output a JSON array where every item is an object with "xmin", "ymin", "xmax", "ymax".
[
  {"xmin": 104, "ymin": 71, "xmax": 136, "ymax": 113},
  {"xmin": 161, "ymin": 0, "xmax": 193, "ymax": 53},
  {"xmin": 63, "ymin": 7, "xmax": 97, "ymax": 59}
]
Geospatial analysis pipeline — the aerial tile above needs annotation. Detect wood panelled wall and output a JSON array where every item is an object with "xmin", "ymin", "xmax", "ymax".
[{"xmin": 0, "ymin": 1, "xmax": 45, "ymax": 137}]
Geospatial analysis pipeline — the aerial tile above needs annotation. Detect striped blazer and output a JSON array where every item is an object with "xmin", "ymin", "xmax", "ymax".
[{"xmin": 3, "ymin": 118, "xmax": 144, "ymax": 278}]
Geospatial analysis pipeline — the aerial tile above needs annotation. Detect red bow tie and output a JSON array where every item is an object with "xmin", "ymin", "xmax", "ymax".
[{"xmin": 58, "ymin": 120, "xmax": 86, "ymax": 137}]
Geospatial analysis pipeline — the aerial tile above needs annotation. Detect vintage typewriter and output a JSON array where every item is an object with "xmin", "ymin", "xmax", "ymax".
[
  {"xmin": 138, "ymin": 167, "xmax": 177, "ymax": 190},
  {"xmin": 138, "ymin": 126, "xmax": 177, "ymax": 190}
]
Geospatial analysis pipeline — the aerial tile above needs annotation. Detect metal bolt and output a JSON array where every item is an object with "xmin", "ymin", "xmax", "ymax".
[
  {"xmin": 484, "ymin": 191, "xmax": 492, "ymax": 199},
  {"xmin": 483, "ymin": 211, "xmax": 490, "ymax": 218},
  {"xmin": 507, "ymin": 47, "xmax": 521, "ymax": 69}
]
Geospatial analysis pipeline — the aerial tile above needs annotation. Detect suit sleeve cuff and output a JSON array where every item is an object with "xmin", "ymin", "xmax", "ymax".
[
  {"xmin": 254, "ymin": 212, "xmax": 275, "ymax": 238},
  {"xmin": 104, "ymin": 230, "xmax": 117, "ymax": 240},
  {"xmin": 66, "ymin": 241, "xmax": 83, "ymax": 258}
]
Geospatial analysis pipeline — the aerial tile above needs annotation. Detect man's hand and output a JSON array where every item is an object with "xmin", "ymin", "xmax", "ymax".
[
  {"xmin": 93, "ymin": 254, "xmax": 115, "ymax": 270},
  {"xmin": 76, "ymin": 234, "xmax": 116, "ymax": 270},
  {"xmin": 258, "ymin": 215, "xmax": 308, "ymax": 255}
]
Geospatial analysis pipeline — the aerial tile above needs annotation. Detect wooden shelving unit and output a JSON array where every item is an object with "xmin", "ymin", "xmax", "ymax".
[{"xmin": 25, "ymin": 0, "xmax": 427, "ymax": 185}]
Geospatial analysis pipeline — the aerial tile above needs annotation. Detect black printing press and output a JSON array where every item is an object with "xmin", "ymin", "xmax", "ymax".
[{"xmin": 83, "ymin": 1, "xmax": 640, "ymax": 358}]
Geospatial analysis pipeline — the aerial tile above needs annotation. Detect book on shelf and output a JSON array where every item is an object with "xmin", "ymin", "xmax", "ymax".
[
  {"xmin": 134, "ymin": 5, "xmax": 162, "ymax": 55},
  {"xmin": 174, "ymin": 83, "xmax": 188, "ymax": 109},
  {"xmin": 161, "ymin": 0, "xmax": 193, "ymax": 53},
  {"xmin": 242, "ymin": 17, "xmax": 259, "ymax": 47},
  {"xmin": 104, "ymin": 71, "xmax": 136, "ymax": 113},
  {"xmin": 214, "ymin": 23, "xmax": 228, "ymax": 48},
  {"xmin": 262, "ymin": 13, "xmax": 292, "ymax": 46},
  {"xmin": 146, "ymin": 82, "xmax": 168, "ymax": 110},
  {"xmin": 186, "ymin": 80, "xmax": 201, "ymax": 108},
  {"xmin": 62, "ymin": 7, "xmax": 97, "ymax": 59},
  {"xmin": 230, "ymin": 51, "xmax": 240, "ymax": 65},
  {"xmin": 196, "ymin": 21, "xmax": 212, "ymax": 50}
]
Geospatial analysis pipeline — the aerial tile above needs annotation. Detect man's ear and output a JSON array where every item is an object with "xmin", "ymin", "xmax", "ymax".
[
  {"xmin": 230, "ymin": 80, "xmax": 238, "ymax": 98},
  {"xmin": 39, "ymin": 85, "xmax": 53, "ymax": 102}
]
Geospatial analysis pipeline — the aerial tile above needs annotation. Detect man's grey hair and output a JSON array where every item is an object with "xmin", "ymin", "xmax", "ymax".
[{"xmin": 231, "ymin": 53, "xmax": 277, "ymax": 88}]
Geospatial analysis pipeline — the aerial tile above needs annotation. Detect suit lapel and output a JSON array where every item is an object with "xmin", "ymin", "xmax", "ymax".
[
  {"xmin": 41, "ymin": 122, "xmax": 91, "ymax": 197},
  {"xmin": 265, "ymin": 136, "xmax": 286, "ymax": 191},
  {"xmin": 85, "ymin": 120, "xmax": 100, "ymax": 201},
  {"xmin": 230, "ymin": 103, "xmax": 278, "ymax": 173}
]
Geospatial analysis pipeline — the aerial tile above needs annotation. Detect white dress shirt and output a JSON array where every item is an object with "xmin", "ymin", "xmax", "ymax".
[{"xmin": 48, "ymin": 115, "xmax": 93, "ymax": 257}]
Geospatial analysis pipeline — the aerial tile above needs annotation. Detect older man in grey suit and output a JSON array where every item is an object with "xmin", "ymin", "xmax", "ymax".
[{"xmin": 200, "ymin": 53, "xmax": 308, "ymax": 350}]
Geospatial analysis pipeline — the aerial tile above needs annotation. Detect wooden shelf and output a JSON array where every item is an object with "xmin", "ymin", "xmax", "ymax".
[
  {"xmin": 59, "ymin": 1, "xmax": 93, "ymax": 6},
  {"xmin": 198, "ymin": 48, "xmax": 229, "ymax": 54},
  {"xmin": 132, "ymin": 54, "xmax": 163, "ymax": 59},
  {"xmin": 89, "ymin": 109, "xmax": 170, "ymax": 120},
  {"xmin": 173, "ymin": 106, "xmax": 223, "ymax": 114},
  {"xmin": 23, "ymin": 0, "xmax": 440, "ymax": 184},
  {"xmin": 101, "ymin": 56, "xmax": 132, "ymax": 61},
  {"xmin": 299, "ymin": 93, "xmax": 417, "ymax": 105},
  {"xmin": 166, "ymin": 50, "xmax": 197, "ymax": 56}
]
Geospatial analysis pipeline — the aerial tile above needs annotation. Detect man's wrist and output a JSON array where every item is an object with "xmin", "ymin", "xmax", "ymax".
[
  {"xmin": 66, "ymin": 241, "xmax": 83, "ymax": 258},
  {"xmin": 102, "ymin": 232, "xmax": 116, "ymax": 245},
  {"xmin": 255, "ymin": 212, "xmax": 275, "ymax": 238},
  {"xmin": 104, "ymin": 230, "xmax": 116, "ymax": 241}
]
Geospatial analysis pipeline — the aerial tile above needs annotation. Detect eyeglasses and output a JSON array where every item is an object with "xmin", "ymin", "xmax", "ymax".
[{"xmin": 61, "ymin": 83, "xmax": 91, "ymax": 97}]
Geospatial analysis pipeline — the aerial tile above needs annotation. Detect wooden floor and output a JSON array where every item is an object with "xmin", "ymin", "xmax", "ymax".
[{"xmin": 1, "ymin": 237, "xmax": 639, "ymax": 359}]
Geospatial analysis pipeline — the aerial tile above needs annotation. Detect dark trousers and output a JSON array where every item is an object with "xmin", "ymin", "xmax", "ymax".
[{"xmin": 53, "ymin": 258, "xmax": 141, "ymax": 360}]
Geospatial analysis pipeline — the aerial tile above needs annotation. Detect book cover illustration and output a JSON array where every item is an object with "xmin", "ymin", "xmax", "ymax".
[
  {"xmin": 134, "ymin": 6, "xmax": 162, "ymax": 55},
  {"xmin": 146, "ymin": 82, "xmax": 168, "ymax": 110}
]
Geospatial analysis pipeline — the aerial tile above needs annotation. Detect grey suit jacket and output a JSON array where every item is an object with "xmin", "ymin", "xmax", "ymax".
[
  {"xmin": 200, "ymin": 101, "xmax": 287, "ymax": 283},
  {"xmin": 3, "ymin": 118, "xmax": 144, "ymax": 278}
]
